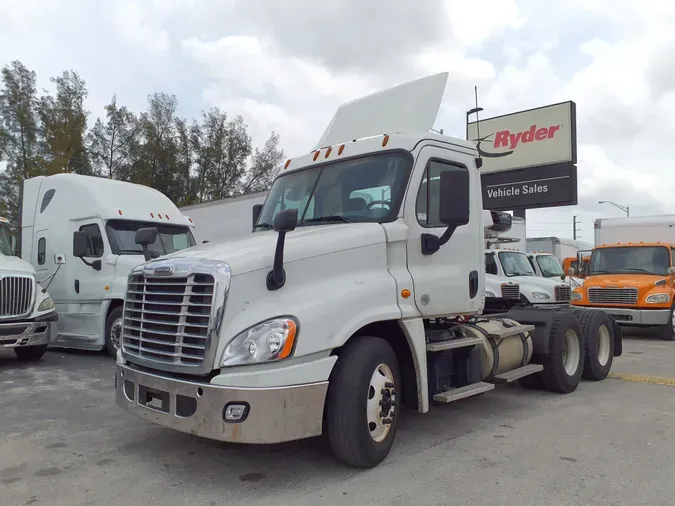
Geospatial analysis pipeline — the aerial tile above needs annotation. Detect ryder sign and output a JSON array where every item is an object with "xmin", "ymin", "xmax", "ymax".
[{"xmin": 467, "ymin": 101, "xmax": 576, "ymax": 174}]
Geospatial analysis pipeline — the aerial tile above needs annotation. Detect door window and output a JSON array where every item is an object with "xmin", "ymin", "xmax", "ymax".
[
  {"xmin": 485, "ymin": 252, "xmax": 498, "ymax": 275},
  {"xmin": 416, "ymin": 160, "xmax": 469, "ymax": 228},
  {"xmin": 79, "ymin": 224, "xmax": 104, "ymax": 257},
  {"xmin": 37, "ymin": 237, "xmax": 46, "ymax": 265}
]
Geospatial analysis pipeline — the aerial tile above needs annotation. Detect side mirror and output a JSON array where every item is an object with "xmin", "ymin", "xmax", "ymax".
[
  {"xmin": 273, "ymin": 208, "xmax": 298, "ymax": 232},
  {"xmin": 438, "ymin": 169, "xmax": 470, "ymax": 227},
  {"xmin": 668, "ymin": 266, "xmax": 675, "ymax": 276},
  {"xmin": 135, "ymin": 227, "xmax": 158, "ymax": 262},
  {"xmin": 567, "ymin": 267, "xmax": 575, "ymax": 277},
  {"xmin": 73, "ymin": 231, "xmax": 89, "ymax": 258},
  {"xmin": 252, "ymin": 204, "xmax": 263, "ymax": 229}
]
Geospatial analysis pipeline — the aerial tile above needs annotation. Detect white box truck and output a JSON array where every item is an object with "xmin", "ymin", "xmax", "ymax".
[
  {"xmin": 20, "ymin": 174, "xmax": 198, "ymax": 357},
  {"xmin": 179, "ymin": 191, "xmax": 268, "ymax": 245},
  {"xmin": 1, "ymin": 216, "xmax": 59, "ymax": 361},
  {"xmin": 526, "ymin": 236, "xmax": 592, "ymax": 263},
  {"xmin": 594, "ymin": 215, "xmax": 675, "ymax": 245},
  {"xmin": 114, "ymin": 73, "xmax": 622, "ymax": 468}
]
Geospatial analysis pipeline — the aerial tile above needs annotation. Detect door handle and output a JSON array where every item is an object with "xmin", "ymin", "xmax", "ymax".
[
  {"xmin": 469, "ymin": 270, "xmax": 478, "ymax": 299},
  {"xmin": 74, "ymin": 279, "xmax": 80, "ymax": 294}
]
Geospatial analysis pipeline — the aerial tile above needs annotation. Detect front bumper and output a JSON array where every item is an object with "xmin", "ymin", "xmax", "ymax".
[
  {"xmin": 0, "ymin": 311, "xmax": 58, "ymax": 348},
  {"xmin": 576, "ymin": 306, "xmax": 670, "ymax": 325},
  {"xmin": 115, "ymin": 363, "xmax": 329, "ymax": 444}
]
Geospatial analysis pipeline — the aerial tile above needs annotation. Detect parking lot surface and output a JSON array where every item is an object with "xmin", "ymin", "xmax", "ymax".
[{"xmin": 1, "ymin": 335, "xmax": 674, "ymax": 506}]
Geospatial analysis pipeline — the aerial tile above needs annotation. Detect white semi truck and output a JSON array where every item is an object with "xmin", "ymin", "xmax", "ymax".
[
  {"xmin": 179, "ymin": 191, "xmax": 268, "ymax": 245},
  {"xmin": 114, "ymin": 73, "xmax": 622, "ymax": 468},
  {"xmin": 20, "ymin": 174, "xmax": 197, "ymax": 356},
  {"xmin": 0, "ymin": 216, "xmax": 59, "ymax": 361}
]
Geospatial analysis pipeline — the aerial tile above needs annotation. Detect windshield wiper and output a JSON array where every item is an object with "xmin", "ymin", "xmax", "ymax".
[
  {"xmin": 619, "ymin": 267, "xmax": 655, "ymax": 274},
  {"xmin": 589, "ymin": 269, "xmax": 611, "ymax": 274},
  {"xmin": 304, "ymin": 215, "xmax": 353, "ymax": 224},
  {"xmin": 253, "ymin": 223, "xmax": 274, "ymax": 230}
]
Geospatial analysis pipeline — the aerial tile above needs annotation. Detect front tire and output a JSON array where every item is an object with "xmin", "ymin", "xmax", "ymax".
[
  {"xmin": 105, "ymin": 306, "xmax": 124, "ymax": 358},
  {"xmin": 657, "ymin": 303, "xmax": 675, "ymax": 341},
  {"xmin": 14, "ymin": 344, "xmax": 48, "ymax": 361},
  {"xmin": 540, "ymin": 312, "xmax": 585, "ymax": 393},
  {"xmin": 326, "ymin": 336, "xmax": 401, "ymax": 469}
]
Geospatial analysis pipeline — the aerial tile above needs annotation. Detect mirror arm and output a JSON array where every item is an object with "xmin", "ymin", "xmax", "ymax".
[
  {"xmin": 78, "ymin": 257, "xmax": 102, "ymax": 271},
  {"xmin": 266, "ymin": 231, "xmax": 288, "ymax": 290},
  {"xmin": 421, "ymin": 226, "xmax": 457, "ymax": 256}
]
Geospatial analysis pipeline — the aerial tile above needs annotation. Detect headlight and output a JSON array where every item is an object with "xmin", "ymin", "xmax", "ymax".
[
  {"xmin": 485, "ymin": 291, "xmax": 495, "ymax": 298},
  {"xmin": 38, "ymin": 297, "xmax": 55, "ymax": 312},
  {"xmin": 220, "ymin": 317, "xmax": 298, "ymax": 367},
  {"xmin": 570, "ymin": 291, "xmax": 583, "ymax": 301},
  {"xmin": 531, "ymin": 291, "xmax": 550, "ymax": 299},
  {"xmin": 646, "ymin": 293, "xmax": 670, "ymax": 304}
]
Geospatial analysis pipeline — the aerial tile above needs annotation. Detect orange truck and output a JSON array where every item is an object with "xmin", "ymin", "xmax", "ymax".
[
  {"xmin": 571, "ymin": 215, "xmax": 675, "ymax": 341},
  {"xmin": 563, "ymin": 252, "xmax": 590, "ymax": 278}
]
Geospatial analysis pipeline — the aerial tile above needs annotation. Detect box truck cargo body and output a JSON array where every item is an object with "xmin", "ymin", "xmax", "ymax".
[
  {"xmin": 594, "ymin": 215, "xmax": 675, "ymax": 246},
  {"xmin": 526, "ymin": 237, "xmax": 592, "ymax": 263}
]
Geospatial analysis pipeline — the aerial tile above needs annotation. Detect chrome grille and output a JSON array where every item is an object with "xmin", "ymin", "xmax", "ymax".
[
  {"xmin": 122, "ymin": 273, "xmax": 215, "ymax": 367},
  {"xmin": 0, "ymin": 275, "xmax": 34, "ymax": 319},
  {"xmin": 501, "ymin": 283, "xmax": 520, "ymax": 300},
  {"xmin": 554, "ymin": 285, "xmax": 571, "ymax": 302},
  {"xmin": 588, "ymin": 287, "xmax": 638, "ymax": 305}
]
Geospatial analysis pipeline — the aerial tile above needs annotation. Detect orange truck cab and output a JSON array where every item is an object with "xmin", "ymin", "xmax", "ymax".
[
  {"xmin": 563, "ymin": 254, "xmax": 590, "ymax": 278},
  {"xmin": 570, "ymin": 242, "xmax": 675, "ymax": 340}
]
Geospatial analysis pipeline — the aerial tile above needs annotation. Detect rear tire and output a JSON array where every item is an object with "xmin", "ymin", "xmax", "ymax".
[
  {"xmin": 105, "ymin": 306, "xmax": 124, "ymax": 358},
  {"xmin": 326, "ymin": 336, "xmax": 401, "ymax": 469},
  {"xmin": 14, "ymin": 344, "xmax": 48, "ymax": 361},
  {"xmin": 575, "ymin": 309, "xmax": 615, "ymax": 381},
  {"xmin": 540, "ymin": 312, "xmax": 585, "ymax": 393}
]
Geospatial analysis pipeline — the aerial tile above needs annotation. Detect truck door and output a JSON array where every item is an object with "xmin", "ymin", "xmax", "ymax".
[
  {"xmin": 33, "ymin": 228, "xmax": 51, "ymax": 280},
  {"xmin": 404, "ymin": 145, "xmax": 483, "ymax": 317}
]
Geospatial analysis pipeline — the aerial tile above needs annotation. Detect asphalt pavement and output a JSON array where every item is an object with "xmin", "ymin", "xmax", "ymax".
[{"xmin": 1, "ymin": 335, "xmax": 674, "ymax": 506}]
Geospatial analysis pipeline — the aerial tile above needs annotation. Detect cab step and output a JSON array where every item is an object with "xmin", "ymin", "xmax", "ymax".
[
  {"xmin": 491, "ymin": 363, "xmax": 544, "ymax": 384},
  {"xmin": 426, "ymin": 336, "xmax": 483, "ymax": 352},
  {"xmin": 485, "ymin": 324, "xmax": 535, "ymax": 340},
  {"xmin": 432, "ymin": 382, "xmax": 495, "ymax": 403}
]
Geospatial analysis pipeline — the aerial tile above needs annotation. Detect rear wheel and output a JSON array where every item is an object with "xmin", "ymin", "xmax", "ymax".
[
  {"xmin": 576, "ymin": 309, "xmax": 615, "ymax": 381},
  {"xmin": 540, "ymin": 312, "xmax": 584, "ymax": 393},
  {"xmin": 105, "ymin": 306, "xmax": 124, "ymax": 358},
  {"xmin": 326, "ymin": 336, "xmax": 401, "ymax": 469},
  {"xmin": 14, "ymin": 344, "xmax": 48, "ymax": 361}
]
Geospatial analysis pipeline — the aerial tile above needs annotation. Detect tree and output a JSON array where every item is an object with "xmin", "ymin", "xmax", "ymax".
[
  {"xmin": 38, "ymin": 70, "xmax": 91, "ymax": 174},
  {"xmin": 240, "ymin": 131, "xmax": 284, "ymax": 195},
  {"xmin": 0, "ymin": 60, "xmax": 41, "ymax": 238},
  {"xmin": 88, "ymin": 95, "xmax": 139, "ymax": 180}
]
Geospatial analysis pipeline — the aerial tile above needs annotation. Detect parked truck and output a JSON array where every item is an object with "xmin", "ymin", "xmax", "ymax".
[
  {"xmin": 20, "ymin": 174, "xmax": 197, "ymax": 356},
  {"xmin": 180, "ymin": 192, "xmax": 268, "ymax": 245},
  {"xmin": 1, "ymin": 216, "xmax": 59, "ymax": 361},
  {"xmin": 572, "ymin": 215, "xmax": 675, "ymax": 340},
  {"xmin": 526, "ymin": 237, "xmax": 592, "ymax": 264},
  {"xmin": 113, "ymin": 73, "xmax": 622, "ymax": 468}
]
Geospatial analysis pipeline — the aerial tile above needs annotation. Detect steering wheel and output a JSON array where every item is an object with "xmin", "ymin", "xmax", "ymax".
[{"xmin": 366, "ymin": 200, "xmax": 391, "ymax": 210}]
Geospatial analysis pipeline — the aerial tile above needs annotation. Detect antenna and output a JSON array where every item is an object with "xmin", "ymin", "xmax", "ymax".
[{"xmin": 474, "ymin": 86, "xmax": 481, "ymax": 142}]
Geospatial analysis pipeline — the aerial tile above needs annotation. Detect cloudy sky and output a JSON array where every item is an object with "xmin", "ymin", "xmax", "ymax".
[{"xmin": 2, "ymin": 0, "xmax": 673, "ymax": 241}]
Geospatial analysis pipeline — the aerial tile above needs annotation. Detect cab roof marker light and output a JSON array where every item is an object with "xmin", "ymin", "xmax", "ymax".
[
  {"xmin": 118, "ymin": 209, "xmax": 123, "ymax": 215},
  {"xmin": 284, "ymin": 159, "xmax": 291, "ymax": 169},
  {"xmin": 150, "ymin": 212, "xmax": 154, "ymax": 218},
  {"xmin": 382, "ymin": 134, "xmax": 390, "ymax": 147},
  {"xmin": 338, "ymin": 144, "xmax": 345, "ymax": 155},
  {"xmin": 313, "ymin": 150, "xmax": 320, "ymax": 161},
  {"xmin": 325, "ymin": 147, "xmax": 332, "ymax": 158}
]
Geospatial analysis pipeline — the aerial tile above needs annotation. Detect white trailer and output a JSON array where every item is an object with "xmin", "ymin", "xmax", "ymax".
[
  {"xmin": 180, "ymin": 192, "xmax": 268, "ymax": 245},
  {"xmin": 20, "ymin": 174, "xmax": 197, "ymax": 356},
  {"xmin": 594, "ymin": 215, "xmax": 675, "ymax": 246},
  {"xmin": 526, "ymin": 236, "xmax": 592, "ymax": 263},
  {"xmin": 114, "ymin": 72, "xmax": 622, "ymax": 469}
]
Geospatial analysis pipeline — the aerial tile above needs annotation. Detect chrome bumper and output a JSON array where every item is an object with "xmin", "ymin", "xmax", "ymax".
[
  {"xmin": 0, "ymin": 314, "xmax": 57, "ymax": 348},
  {"xmin": 115, "ymin": 363, "xmax": 329, "ymax": 444},
  {"xmin": 597, "ymin": 307, "xmax": 671, "ymax": 326}
]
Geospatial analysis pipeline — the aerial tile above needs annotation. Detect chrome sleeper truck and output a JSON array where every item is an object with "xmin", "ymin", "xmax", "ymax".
[{"xmin": 113, "ymin": 73, "xmax": 622, "ymax": 468}]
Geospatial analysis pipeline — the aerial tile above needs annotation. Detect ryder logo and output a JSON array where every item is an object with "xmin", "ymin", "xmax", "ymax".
[{"xmin": 474, "ymin": 124, "xmax": 560, "ymax": 159}]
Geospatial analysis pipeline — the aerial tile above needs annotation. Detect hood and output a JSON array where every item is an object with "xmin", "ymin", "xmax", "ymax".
[
  {"xmin": 160, "ymin": 222, "xmax": 387, "ymax": 276},
  {"xmin": 0, "ymin": 253, "xmax": 36, "ymax": 276},
  {"xmin": 511, "ymin": 275, "xmax": 566, "ymax": 291},
  {"xmin": 583, "ymin": 273, "xmax": 666, "ymax": 289}
]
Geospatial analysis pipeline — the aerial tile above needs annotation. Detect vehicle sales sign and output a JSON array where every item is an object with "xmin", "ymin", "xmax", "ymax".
[{"xmin": 466, "ymin": 101, "xmax": 577, "ymax": 174}]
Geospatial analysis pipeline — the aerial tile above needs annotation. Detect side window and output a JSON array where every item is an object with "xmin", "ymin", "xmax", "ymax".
[
  {"xmin": 485, "ymin": 253, "xmax": 498, "ymax": 275},
  {"xmin": 671, "ymin": 249, "xmax": 675, "ymax": 267},
  {"xmin": 416, "ymin": 160, "xmax": 469, "ymax": 228},
  {"xmin": 37, "ymin": 237, "xmax": 46, "ymax": 265},
  {"xmin": 79, "ymin": 224, "xmax": 104, "ymax": 258},
  {"xmin": 527, "ymin": 256, "xmax": 536, "ymax": 272}
]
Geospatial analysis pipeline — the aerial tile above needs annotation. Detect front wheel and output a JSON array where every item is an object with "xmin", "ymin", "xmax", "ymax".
[
  {"xmin": 105, "ymin": 306, "xmax": 124, "ymax": 358},
  {"xmin": 657, "ymin": 303, "xmax": 675, "ymax": 341},
  {"xmin": 14, "ymin": 344, "xmax": 48, "ymax": 361},
  {"xmin": 325, "ymin": 336, "xmax": 401, "ymax": 469}
]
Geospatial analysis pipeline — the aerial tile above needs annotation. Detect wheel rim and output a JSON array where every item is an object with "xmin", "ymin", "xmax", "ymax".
[
  {"xmin": 110, "ymin": 317, "xmax": 123, "ymax": 351},
  {"xmin": 367, "ymin": 364, "xmax": 396, "ymax": 443},
  {"xmin": 671, "ymin": 310, "xmax": 675, "ymax": 334},
  {"xmin": 597, "ymin": 325, "xmax": 611, "ymax": 367},
  {"xmin": 562, "ymin": 329, "xmax": 581, "ymax": 376}
]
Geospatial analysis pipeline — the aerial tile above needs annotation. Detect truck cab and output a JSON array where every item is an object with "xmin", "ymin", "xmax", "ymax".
[
  {"xmin": 1, "ymin": 216, "xmax": 59, "ymax": 361},
  {"xmin": 571, "ymin": 242, "xmax": 675, "ymax": 340},
  {"xmin": 527, "ymin": 251, "xmax": 583, "ymax": 287},
  {"xmin": 20, "ymin": 174, "xmax": 197, "ymax": 356}
]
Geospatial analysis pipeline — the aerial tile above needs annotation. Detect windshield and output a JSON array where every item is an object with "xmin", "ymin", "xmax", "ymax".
[
  {"xmin": 0, "ymin": 224, "xmax": 12, "ymax": 256},
  {"xmin": 589, "ymin": 246, "xmax": 671, "ymax": 276},
  {"xmin": 536, "ymin": 255, "xmax": 564, "ymax": 277},
  {"xmin": 498, "ymin": 251, "xmax": 536, "ymax": 277},
  {"xmin": 105, "ymin": 219, "xmax": 196, "ymax": 256},
  {"xmin": 255, "ymin": 152, "xmax": 412, "ymax": 230}
]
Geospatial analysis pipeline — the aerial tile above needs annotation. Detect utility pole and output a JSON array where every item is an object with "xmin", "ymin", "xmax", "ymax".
[{"xmin": 573, "ymin": 214, "xmax": 581, "ymax": 240}]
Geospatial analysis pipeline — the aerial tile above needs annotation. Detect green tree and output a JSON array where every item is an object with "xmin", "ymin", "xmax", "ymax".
[
  {"xmin": 38, "ymin": 70, "xmax": 91, "ymax": 174},
  {"xmin": 239, "ymin": 131, "xmax": 284, "ymax": 195},
  {"xmin": 88, "ymin": 95, "xmax": 139, "ymax": 180}
]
